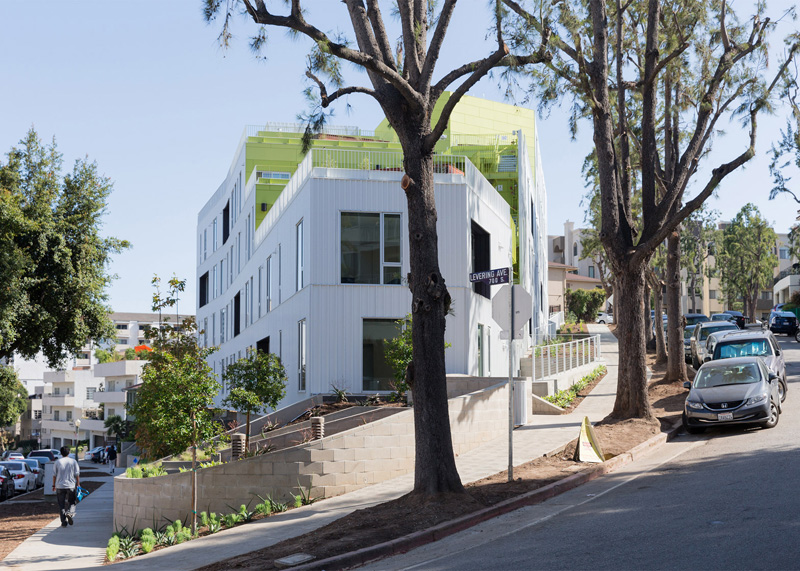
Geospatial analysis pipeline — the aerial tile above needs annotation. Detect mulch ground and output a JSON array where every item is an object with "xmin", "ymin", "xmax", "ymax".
[
  {"xmin": 198, "ymin": 350, "xmax": 689, "ymax": 570},
  {"xmin": 0, "ymin": 480, "xmax": 106, "ymax": 560}
]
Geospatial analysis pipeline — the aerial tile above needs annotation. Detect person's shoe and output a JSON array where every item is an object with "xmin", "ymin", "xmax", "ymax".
[
  {"xmin": 66, "ymin": 514, "xmax": 73, "ymax": 525},
  {"xmin": 61, "ymin": 522, "xmax": 68, "ymax": 527}
]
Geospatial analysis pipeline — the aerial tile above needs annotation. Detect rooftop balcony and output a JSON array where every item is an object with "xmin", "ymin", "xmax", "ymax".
[{"xmin": 43, "ymin": 394, "xmax": 74, "ymax": 407}]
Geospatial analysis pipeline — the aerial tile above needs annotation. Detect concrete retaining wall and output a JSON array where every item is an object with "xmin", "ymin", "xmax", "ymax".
[{"xmin": 113, "ymin": 382, "xmax": 509, "ymax": 530}]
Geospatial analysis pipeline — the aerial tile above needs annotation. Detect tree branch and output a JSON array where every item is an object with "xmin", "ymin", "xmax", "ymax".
[
  {"xmin": 305, "ymin": 71, "xmax": 377, "ymax": 107},
  {"xmin": 397, "ymin": 0, "xmax": 421, "ymax": 83},
  {"xmin": 419, "ymin": 0, "xmax": 458, "ymax": 94},
  {"xmin": 501, "ymin": 0, "xmax": 580, "ymax": 63},
  {"xmin": 365, "ymin": 0, "xmax": 397, "ymax": 72}
]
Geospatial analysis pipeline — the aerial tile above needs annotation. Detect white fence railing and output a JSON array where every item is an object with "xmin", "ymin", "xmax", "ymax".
[
  {"xmin": 531, "ymin": 334, "xmax": 601, "ymax": 381},
  {"xmin": 310, "ymin": 148, "xmax": 466, "ymax": 174}
]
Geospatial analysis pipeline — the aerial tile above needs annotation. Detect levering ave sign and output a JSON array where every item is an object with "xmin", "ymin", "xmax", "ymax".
[{"xmin": 469, "ymin": 267, "xmax": 510, "ymax": 285}]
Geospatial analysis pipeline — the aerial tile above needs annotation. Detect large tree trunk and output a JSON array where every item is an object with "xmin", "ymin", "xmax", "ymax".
[
  {"xmin": 648, "ymin": 270, "xmax": 668, "ymax": 364},
  {"xmin": 402, "ymin": 148, "xmax": 463, "ymax": 495},
  {"xmin": 665, "ymin": 231, "xmax": 688, "ymax": 383},
  {"xmin": 611, "ymin": 269, "xmax": 653, "ymax": 419}
]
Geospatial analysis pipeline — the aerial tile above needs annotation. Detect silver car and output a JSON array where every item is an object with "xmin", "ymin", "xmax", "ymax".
[
  {"xmin": 683, "ymin": 357, "xmax": 781, "ymax": 434},
  {"xmin": 21, "ymin": 458, "xmax": 44, "ymax": 488},
  {"xmin": 709, "ymin": 329, "xmax": 787, "ymax": 402},
  {"xmin": 0, "ymin": 461, "xmax": 36, "ymax": 493},
  {"xmin": 690, "ymin": 321, "xmax": 739, "ymax": 369}
]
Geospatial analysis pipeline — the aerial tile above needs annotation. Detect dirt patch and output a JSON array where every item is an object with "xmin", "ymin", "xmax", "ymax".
[
  {"xmin": 198, "ymin": 364, "xmax": 688, "ymax": 571},
  {"xmin": 0, "ymin": 480, "xmax": 105, "ymax": 559},
  {"xmin": 559, "ymin": 322, "xmax": 589, "ymax": 334},
  {"xmin": 558, "ymin": 368, "xmax": 608, "ymax": 414}
]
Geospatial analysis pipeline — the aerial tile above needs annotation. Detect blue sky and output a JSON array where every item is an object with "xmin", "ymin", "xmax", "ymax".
[{"xmin": 1, "ymin": 1, "xmax": 798, "ymax": 313}]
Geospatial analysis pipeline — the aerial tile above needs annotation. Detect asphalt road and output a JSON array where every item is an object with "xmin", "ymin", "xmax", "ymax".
[{"xmin": 364, "ymin": 335, "xmax": 800, "ymax": 571}]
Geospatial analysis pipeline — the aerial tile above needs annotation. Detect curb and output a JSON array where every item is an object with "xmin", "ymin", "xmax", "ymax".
[{"xmin": 292, "ymin": 418, "xmax": 684, "ymax": 571}]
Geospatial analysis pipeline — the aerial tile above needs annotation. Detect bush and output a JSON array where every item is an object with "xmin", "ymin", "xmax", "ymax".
[
  {"xmin": 106, "ymin": 536, "xmax": 120, "ymax": 562},
  {"xmin": 565, "ymin": 289, "xmax": 606, "ymax": 323},
  {"xmin": 544, "ymin": 365, "xmax": 607, "ymax": 408}
]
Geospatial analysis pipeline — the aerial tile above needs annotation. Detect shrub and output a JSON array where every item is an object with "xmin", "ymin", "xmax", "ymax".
[
  {"xmin": 106, "ymin": 536, "xmax": 120, "ymax": 562},
  {"xmin": 544, "ymin": 365, "xmax": 607, "ymax": 408},
  {"xmin": 565, "ymin": 289, "xmax": 606, "ymax": 323},
  {"xmin": 141, "ymin": 537, "xmax": 156, "ymax": 554}
]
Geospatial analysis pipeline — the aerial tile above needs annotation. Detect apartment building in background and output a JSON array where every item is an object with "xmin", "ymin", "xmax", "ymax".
[
  {"xmin": 547, "ymin": 221, "xmax": 606, "ymax": 314},
  {"xmin": 196, "ymin": 93, "xmax": 550, "ymax": 411}
]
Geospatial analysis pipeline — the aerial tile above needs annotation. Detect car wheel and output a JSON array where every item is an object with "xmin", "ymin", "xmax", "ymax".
[
  {"xmin": 795, "ymin": 329, "xmax": 800, "ymax": 343},
  {"xmin": 779, "ymin": 379, "xmax": 787, "ymax": 403},
  {"xmin": 682, "ymin": 413, "xmax": 704, "ymax": 435},
  {"xmin": 692, "ymin": 355, "xmax": 700, "ymax": 370},
  {"xmin": 761, "ymin": 401, "xmax": 780, "ymax": 429}
]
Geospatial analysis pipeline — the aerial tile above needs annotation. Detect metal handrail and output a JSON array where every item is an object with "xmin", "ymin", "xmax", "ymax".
[{"xmin": 531, "ymin": 334, "xmax": 601, "ymax": 381}]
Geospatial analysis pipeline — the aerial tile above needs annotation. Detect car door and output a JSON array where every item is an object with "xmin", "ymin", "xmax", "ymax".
[
  {"xmin": 768, "ymin": 334, "xmax": 785, "ymax": 379},
  {"xmin": 691, "ymin": 325, "xmax": 701, "ymax": 360}
]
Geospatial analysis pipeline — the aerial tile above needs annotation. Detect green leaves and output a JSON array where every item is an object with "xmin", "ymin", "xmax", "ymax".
[
  {"xmin": 0, "ymin": 366, "xmax": 27, "ymax": 428},
  {"xmin": 222, "ymin": 350, "xmax": 287, "ymax": 414},
  {"xmin": 0, "ymin": 128, "xmax": 128, "ymax": 367}
]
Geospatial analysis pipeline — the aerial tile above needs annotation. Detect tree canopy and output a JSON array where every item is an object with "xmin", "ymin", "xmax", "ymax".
[
  {"xmin": 0, "ymin": 129, "xmax": 129, "ymax": 367},
  {"xmin": 0, "ymin": 367, "xmax": 27, "ymax": 447},
  {"xmin": 223, "ymin": 350, "xmax": 287, "ymax": 451},
  {"xmin": 717, "ymin": 203, "xmax": 777, "ymax": 319}
]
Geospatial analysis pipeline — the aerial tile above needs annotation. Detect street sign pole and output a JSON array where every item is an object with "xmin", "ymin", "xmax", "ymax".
[{"xmin": 508, "ymin": 274, "xmax": 514, "ymax": 483}]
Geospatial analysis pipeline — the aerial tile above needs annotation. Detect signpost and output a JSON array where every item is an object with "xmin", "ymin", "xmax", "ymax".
[{"xmin": 474, "ymin": 268, "xmax": 533, "ymax": 482}]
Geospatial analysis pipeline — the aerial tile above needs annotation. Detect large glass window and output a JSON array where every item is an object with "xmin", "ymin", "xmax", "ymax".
[
  {"xmin": 362, "ymin": 319, "xmax": 400, "ymax": 391},
  {"xmin": 471, "ymin": 221, "xmax": 490, "ymax": 299},
  {"xmin": 266, "ymin": 256, "xmax": 272, "ymax": 312},
  {"xmin": 296, "ymin": 219, "xmax": 305, "ymax": 291},
  {"xmin": 298, "ymin": 319, "xmax": 306, "ymax": 391},
  {"xmin": 341, "ymin": 213, "xmax": 402, "ymax": 284}
]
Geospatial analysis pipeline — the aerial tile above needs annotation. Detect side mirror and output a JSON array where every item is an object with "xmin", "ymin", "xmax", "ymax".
[
  {"xmin": 703, "ymin": 357, "xmax": 711, "ymax": 363},
  {"xmin": 768, "ymin": 372, "xmax": 778, "ymax": 381},
  {"xmin": 683, "ymin": 381, "xmax": 692, "ymax": 390}
]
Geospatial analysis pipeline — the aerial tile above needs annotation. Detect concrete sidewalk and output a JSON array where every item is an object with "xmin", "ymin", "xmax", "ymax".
[{"xmin": 2, "ymin": 324, "xmax": 618, "ymax": 571}]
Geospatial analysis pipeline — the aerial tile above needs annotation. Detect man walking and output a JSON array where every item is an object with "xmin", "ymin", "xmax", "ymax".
[
  {"xmin": 53, "ymin": 446, "xmax": 80, "ymax": 527},
  {"xmin": 108, "ymin": 445, "xmax": 117, "ymax": 474}
]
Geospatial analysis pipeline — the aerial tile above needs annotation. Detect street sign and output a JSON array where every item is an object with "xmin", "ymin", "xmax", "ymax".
[
  {"xmin": 469, "ymin": 267, "xmax": 510, "ymax": 285},
  {"xmin": 492, "ymin": 284, "xmax": 532, "ymax": 333}
]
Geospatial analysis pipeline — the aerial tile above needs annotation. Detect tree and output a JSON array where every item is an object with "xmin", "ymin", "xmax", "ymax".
[
  {"xmin": 716, "ymin": 204, "xmax": 777, "ymax": 319},
  {"xmin": 0, "ymin": 129, "xmax": 129, "ymax": 367},
  {"xmin": 680, "ymin": 207, "xmax": 719, "ymax": 313},
  {"xmin": 565, "ymin": 288, "xmax": 606, "ymax": 323},
  {"xmin": 104, "ymin": 414, "xmax": 127, "ymax": 443},
  {"xmin": 0, "ymin": 367, "xmax": 27, "ymax": 451},
  {"xmin": 223, "ymin": 350, "xmax": 287, "ymax": 451},
  {"xmin": 203, "ymin": 0, "xmax": 549, "ymax": 496},
  {"xmin": 503, "ymin": 0, "xmax": 797, "ymax": 417}
]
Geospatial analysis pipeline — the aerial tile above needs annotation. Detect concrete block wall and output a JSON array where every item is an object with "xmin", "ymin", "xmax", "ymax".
[{"xmin": 113, "ymin": 381, "xmax": 509, "ymax": 531}]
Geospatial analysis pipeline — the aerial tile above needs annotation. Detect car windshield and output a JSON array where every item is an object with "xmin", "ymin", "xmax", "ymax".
[
  {"xmin": 717, "ymin": 340, "xmax": 771, "ymax": 358},
  {"xmin": 700, "ymin": 325, "xmax": 737, "ymax": 341},
  {"xmin": 0, "ymin": 462, "xmax": 23, "ymax": 471},
  {"xmin": 686, "ymin": 315, "xmax": 709, "ymax": 326},
  {"xmin": 695, "ymin": 363, "xmax": 761, "ymax": 388}
]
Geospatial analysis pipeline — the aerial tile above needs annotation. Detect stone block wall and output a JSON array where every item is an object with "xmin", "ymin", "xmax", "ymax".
[{"xmin": 113, "ymin": 381, "xmax": 509, "ymax": 531}]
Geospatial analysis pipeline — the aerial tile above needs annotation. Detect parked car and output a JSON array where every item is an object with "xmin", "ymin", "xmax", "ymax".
[
  {"xmin": 682, "ymin": 357, "xmax": 781, "ymax": 434},
  {"xmin": 769, "ymin": 311, "xmax": 798, "ymax": 336},
  {"xmin": 723, "ymin": 310, "xmax": 746, "ymax": 329},
  {"xmin": 595, "ymin": 311, "xmax": 614, "ymax": 324},
  {"xmin": 690, "ymin": 321, "xmax": 739, "ymax": 369},
  {"xmin": 21, "ymin": 458, "xmax": 44, "ymax": 488},
  {"xmin": 711, "ymin": 312, "xmax": 736, "ymax": 324},
  {"xmin": 2, "ymin": 452, "xmax": 24, "ymax": 461},
  {"xmin": 709, "ymin": 329, "xmax": 787, "ymax": 402},
  {"xmin": 0, "ymin": 461, "xmax": 36, "ymax": 493},
  {"xmin": 27, "ymin": 449, "xmax": 61, "ymax": 463},
  {"xmin": 0, "ymin": 466, "xmax": 14, "ymax": 500},
  {"xmin": 86, "ymin": 446, "xmax": 105, "ymax": 463},
  {"xmin": 684, "ymin": 313, "xmax": 710, "ymax": 327}
]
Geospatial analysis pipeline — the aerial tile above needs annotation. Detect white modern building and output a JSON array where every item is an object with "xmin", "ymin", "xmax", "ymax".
[{"xmin": 196, "ymin": 94, "xmax": 550, "ymax": 410}]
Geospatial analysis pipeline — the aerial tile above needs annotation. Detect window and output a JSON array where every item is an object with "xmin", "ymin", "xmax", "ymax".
[
  {"xmin": 246, "ymin": 214, "xmax": 251, "ymax": 261},
  {"xmin": 203, "ymin": 229, "xmax": 208, "ymax": 261},
  {"xmin": 250, "ymin": 277, "xmax": 254, "ymax": 324},
  {"xmin": 471, "ymin": 221, "xmax": 490, "ymax": 299},
  {"xmin": 298, "ymin": 319, "xmax": 306, "ymax": 391},
  {"xmin": 762, "ymin": 291, "xmax": 772, "ymax": 300},
  {"xmin": 66, "ymin": 410, "xmax": 72, "ymax": 422},
  {"xmin": 478, "ymin": 324, "xmax": 485, "ymax": 376},
  {"xmin": 34, "ymin": 410, "xmax": 42, "ymax": 420},
  {"xmin": 115, "ymin": 324, "xmax": 128, "ymax": 330},
  {"xmin": 220, "ymin": 309, "xmax": 226, "ymax": 343},
  {"xmin": 258, "ymin": 267, "xmax": 262, "ymax": 318},
  {"xmin": 588, "ymin": 266, "xmax": 595, "ymax": 278},
  {"xmin": 213, "ymin": 218, "xmax": 218, "ymax": 251},
  {"xmin": 237, "ymin": 232, "xmax": 242, "ymax": 274},
  {"xmin": 296, "ymin": 219, "xmax": 305, "ymax": 291},
  {"xmin": 199, "ymin": 272, "xmax": 209, "ymax": 307},
  {"xmin": 234, "ymin": 293, "xmax": 241, "ymax": 337},
  {"xmin": 212, "ymin": 265, "xmax": 218, "ymax": 299},
  {"xmin": 341, "ymin": 213, "xmax": 402, "ymax": 284},
  {"xmin": 54, "ymin": 410, "xmax": 60, "ymax": 421},
  {"xmin": 266, "ymin": 256, "xmax": 272, "ymax": 312},
  {"xmin": 203, "ymin": 317, "xmax": 208, "ymax": 347},
  {"xmin": 709, "ymin": 290, "xmax": 717, "ymax": 299},
  {"xmin": 222, "ymin": 201, "xmax": 230, "ymax": 243},
  {"xmin": 780, "ymin": 247, "xmax": 789, "ymax": 260},
  {"xmin": 244, "ymin": 281, "xmax": 249, "ymax": 327},
  {"xmin": 362, "ymin": 319, "xmax": 399, "ymax": 391},
  {"xmin": 54, "ymin": 387, "xmax": 60, "ymax": 395},
  {"xmin": 212, "ymin": 313, "xmax": 216, "ymax": 345},
  {"xmin": 573, "ymin": 242, "xmax": 578, "ymax": 256},
  {"xmin": 117, "ymin": 339, "xmax": 128, "ymax": 345},
  {"xmin": 86, "ymin": 387, "xmax": 96, "ymax": 400}
]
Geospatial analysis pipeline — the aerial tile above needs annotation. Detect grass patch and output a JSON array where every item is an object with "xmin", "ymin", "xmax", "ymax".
[{"xmin": 543, "ymin": 365, "xmax": 607, "ymax": 408}]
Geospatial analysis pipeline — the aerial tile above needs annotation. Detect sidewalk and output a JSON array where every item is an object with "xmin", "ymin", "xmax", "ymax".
[{"xmin": 2, "ymin": 324, "xmax": 618, "ymax": 571}]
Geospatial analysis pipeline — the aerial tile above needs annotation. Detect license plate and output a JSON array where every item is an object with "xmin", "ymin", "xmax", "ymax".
[{"xmin": 718, "ymin": 413, "xmax": 733, "ymax": 421}]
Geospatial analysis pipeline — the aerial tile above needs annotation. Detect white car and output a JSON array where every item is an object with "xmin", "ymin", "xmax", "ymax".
[
  {"xmin": 22, "ymin": 458, "xmax": 44, "ymax": 488},
  {"xmin": 4, "ymin": 452, "xmax": 24, "ymax": 461},
  {"xmin": 596, "ymin": 311, "xmax": 614, "ymax": 324},
  {"xmin": 0, "ymin": 461, "xmax": 36, "ymax": 493}
]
